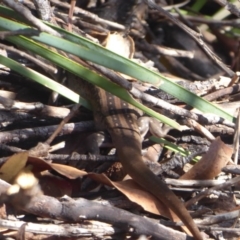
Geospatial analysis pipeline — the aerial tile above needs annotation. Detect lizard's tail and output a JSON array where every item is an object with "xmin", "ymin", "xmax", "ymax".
[{"xmin": 115, "ymin": 138, "xmax": 203, "ymax": 240}]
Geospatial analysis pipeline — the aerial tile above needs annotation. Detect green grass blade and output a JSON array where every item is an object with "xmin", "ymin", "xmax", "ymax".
[
  {"xmin": 0, "ymin": 36, "xmax": 180, "ymax": 129},
  {"xmin": 0, "ymin": 55, "xmax": 90, "ymax": 108},
  {"xmin": 0, "ymin": 15, "xmax": 234, "ymax": 122}
]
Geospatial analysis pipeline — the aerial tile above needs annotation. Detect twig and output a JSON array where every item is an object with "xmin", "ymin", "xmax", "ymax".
[
  {"xmin": 143, "ymin": 0, "xmax": 235, "ymax": 77},
  {"xmin": 2, "ymin": 0, "xmax": 61, "ymax": 37}
]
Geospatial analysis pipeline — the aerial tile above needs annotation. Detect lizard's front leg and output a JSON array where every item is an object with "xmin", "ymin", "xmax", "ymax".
[{"xmin": 138, "ymin": 116, "xmax": 173, "ymax": 140}]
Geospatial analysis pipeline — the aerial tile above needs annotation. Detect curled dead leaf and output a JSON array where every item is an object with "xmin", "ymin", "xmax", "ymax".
[{"xmin": 180, "ymin": 137, "xmax": 232, "ymax": 180}]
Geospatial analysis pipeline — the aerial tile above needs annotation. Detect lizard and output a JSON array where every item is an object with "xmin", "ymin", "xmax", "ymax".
[
  {"xmin": 69, "ymin": 75, "xmax": 203, "ymax": 240},
  {"xmin": 28, "ymin": 0, "xmax": 201, "ymax": 236}
]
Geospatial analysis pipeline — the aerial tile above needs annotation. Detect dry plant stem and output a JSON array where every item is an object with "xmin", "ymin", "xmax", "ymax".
[
  {"xmin": 200, "ymin": 226, "xmax": 240, "ymax": 235},
  {"xmin": 185, "ymin": 176, "xmax": 240, "ymax": 208},
  {"xmin": 0, "ymin": 43, "xmax": 57, "ymax": 74},
  {"xmin": 68, "ymin": 0, "xmax": 76, "ymax": 31},
  {"xmin": 50, "ymin": 0, "xmax": 125, "ymax": 30},
  {"xmin": 173, "ymin": 5, "xmax": 195, "ymax": 30},
  {"xmin": 223, "ymin": 165, "xmax": 240, "ymax": 175},
  {"xmin": 0, "ymin": 219, "xmax": 119, "ymax": 237},
  {"xmin": 0, "ymin": 121, "xmax": 95, "ymax": 144},
  {"xmin": 165, "ymin": 179, "xmax": 226, "ymax": 188},
  {"xmin": 49, "ymin": 153, "xmax": 162, "ymax": 174},
  {"xmin": 75, "ymin": 18, "xmax": 109, "ymax": 34},
  {"xmin": 130, "ymin": 87, "xmax": 235, "ymax": 128},
  {"xmin": 144, "ymin": 0, "xmax": 235, "ymax": 77},
  {"xmin": 175, "ymin": 76, "xmax": 228, "ymax": 96},
  {"xmin": 19, "ymin": 195, "xmax": 191, "ymax": 240},
  {"xmin": 45, "ymin": 104, "xmax": 80, "ymax": 145},
  {"xmin": 137, "ymin": 40, "xmax": 194, "ymax": 58},
  {"xmin": 88, "ymin": 62, "xmax": 132, "ymax": 90},
  {"xmin": 139, "ymin": 50, "xmax": 168, "ymax": 72},
  {"xmin": 131, "ymin": 87, "xmax": 185, "ymax": 118},
  {"xmin": 214, "ymin": 0, "xmax": 240, "ymax": 17},
  {"xmin": 0, "ymin": 96, "xmax": 15, "ymax": 109},
  {"xmin": 0, "ymin": 29, "xmax": 40, "ymax": 39},
  {"xmin": 48, "ymin": 141, "xmax": 65, "ymax": 153},
  {"xmin": 170, "ymin": 13, "xmax": 240, "ymax": 27},
  {"xmin": 233, "ymin": 108, "xmax": 240, "ymax": 164},
  {"xmin": 2, "ymin": 0, "xmax": 61, "ymax": 37},
  {"xmin": 228, "ymin": 74, "xmax": 239, "ymax": 87},
  {"xmin": 0, "ymin": 219, "xmax": 120, "ymax": 238},
  {"xmin": 0, "ymin": 102, "xmax": 70, "ymax": 118},
  {"xmin": 205, "ymin": 124, "xmax": 234, "ymax": 135},
  {"xmin": 37, "ymin": 104, "xmax": 71, "ymax": 118},
  {"xmin": 0, "ymin": 178, "xmax": 192, "ymax": 240},
  {"xmin": 0, "ymin": 95, "xmax": 44, "ymax": 111},
  {"xmin": 33, "ymin": 0, "xmax": 52, "ymax": 21},
  {"xmin": 197, "ymin": 210, "xmax": 239, "ymax": 225},
  {"xmin": 0, "ymin": 144, "xmax": 24, "ymax": 155},
  {"xmin": 161, "ymin": 0, "xmax": 191, "ymax": 10},
  {"xmin": 204, "ymin": 83, "xmax": 240, "ymax": 101},
  {"xmin": 162, "ymin": 56, "xmax": 204, "ymax": 80},
  {"xmin": 47, "ymin": 153, "xmax": 117, "ymax": 162},
  {"xmin": 181, "ymin": 118, "xmax": 215, "ymax": 141},
  {"xmin": 97, "ymin": 197, "xmax": 139, "ymax": 211},
  {"xmin": 0, "ymin": 111, "xmax": 33, "ymax": 124},
  {"xmin": 0, "ymin": 144, "xmax": 74, "ymax": 166}
]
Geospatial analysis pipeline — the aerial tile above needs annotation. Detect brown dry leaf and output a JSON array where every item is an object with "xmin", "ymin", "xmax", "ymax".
[
  {"xmin": 180, "ymin": 137, "xmax": 232, "ymax": 180},
  {"xmin": 27, "ymin": 157, "xmax": 84, "ymax": 197},
  {"xmin": 103, "ymin": 32, "xmax": 135, "ymax": 80},
  {"xmin": 89, "ymin": 173, "xmax": 175, "ymax": 218},
  {"xmin": 27, "ymin": 156, "xmax": 52, "ymax": 173},
  {"xmin": 0, "ymin": 152, "xmax": 28, "ymax": 182},
  {"xmin": 27, "ymin": 156, "xmax": 87, "ymax": 179},
  {"xmin": 50, "ymin": 163, "xmax": 87, "ymax": 179},
  {"xmin": 89, "ymin": 173, "xmax": 192, "ymax": 235},
  {"xmin": 104, "ymin": 32, "xmax": 135, "ymax": 59},
  {"xmin": 114, "ymin": 179, "xmax": 175, "ymax": 217}
]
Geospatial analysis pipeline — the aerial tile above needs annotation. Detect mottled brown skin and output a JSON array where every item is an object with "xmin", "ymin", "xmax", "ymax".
[{"xmin": 74, "ymin": 78, "xmax": 203, "ymax": 240}]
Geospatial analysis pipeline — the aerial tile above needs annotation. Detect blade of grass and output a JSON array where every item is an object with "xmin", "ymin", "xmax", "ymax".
[
  {"xmin": 0, "ymin": 55, "xmax": 187, "ymax": 155},
  {"xmin": 0, "ymin": 15, "xmax": 234, "ymax": 122},
  {"xmin": 0, "ymin": 48, "xmax": 180, "ymax": 130},
  {"xmin": 150, "ymin": 136, "xmax": 200, "ymax": 162},
  {"xmin": 0, "ymin": 55, "xmax": 91, "ymax": 108}
]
